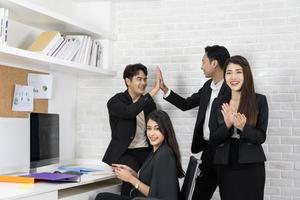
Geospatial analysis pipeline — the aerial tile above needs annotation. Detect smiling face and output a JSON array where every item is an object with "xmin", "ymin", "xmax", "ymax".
[
  {"xmin": 146, "ymin": 119, "xmax": 165, "ymax": 152},
  {"xmin": 225, "ymin": 63, "xmax": 244, "ymax": 92},
  {"xmin": 126, "ymin": 70, "xmax": 147, "ymax": 97}
]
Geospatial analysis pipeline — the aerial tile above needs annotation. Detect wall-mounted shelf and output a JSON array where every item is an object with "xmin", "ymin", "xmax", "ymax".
[
  {"xmin": 0, "ymin": 0, "xmax": 116, "ymax": 40},
  {"xmin": 0, "ymin": 45, "xmax": 116, "ymax": 77},
  {"xmin": 0, "ymin": 0, "xmax": 116, "ymax": 76}
]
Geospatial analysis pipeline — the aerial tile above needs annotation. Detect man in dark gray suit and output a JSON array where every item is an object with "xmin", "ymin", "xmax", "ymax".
[{"xmin": 158, "ymin": 45, "xmax": 230, "ymax": 200}]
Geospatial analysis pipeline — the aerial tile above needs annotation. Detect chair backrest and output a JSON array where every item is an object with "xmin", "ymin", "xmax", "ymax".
[
  {"xmin": 180, "ymin": 155, "xmax": 201, "ymax": 200},
  {"xmin": 132, "ymin": 198, "xmax": 162, "ymax": 200}
]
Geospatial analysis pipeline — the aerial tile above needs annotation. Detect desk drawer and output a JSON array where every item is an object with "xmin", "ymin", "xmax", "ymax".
[
  {"xmin": 58, "ymin": 179, "xmax": 121, "ymax": 200},
  {"xmin": 19, "ymin": 191, "xmax": 58, "ymax": 200}
]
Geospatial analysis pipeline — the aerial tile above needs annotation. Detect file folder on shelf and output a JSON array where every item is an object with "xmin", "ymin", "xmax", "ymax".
[{"xmin": 28, "ymin": 172, "xmax": 81, "ymax": 182}]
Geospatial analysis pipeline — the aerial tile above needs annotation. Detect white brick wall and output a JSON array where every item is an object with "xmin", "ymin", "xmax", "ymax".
[{"xmin": 76, "ymin": 0, "xmax": 300, "ymax": 199}]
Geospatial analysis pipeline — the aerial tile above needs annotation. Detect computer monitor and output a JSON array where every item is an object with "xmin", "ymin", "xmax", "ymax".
[{"xmin": 30, "ymin": 113, "xmax": 59, "ymax": 170}]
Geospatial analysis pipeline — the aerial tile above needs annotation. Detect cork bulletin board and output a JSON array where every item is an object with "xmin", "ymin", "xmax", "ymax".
[{"xmin": 0, "ymin": 65, "xmax": 48, "ymax": 118}]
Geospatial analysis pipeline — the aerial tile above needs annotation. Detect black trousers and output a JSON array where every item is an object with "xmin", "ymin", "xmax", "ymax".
[
  {"xmin": 216, "ymin": 162, "xmax": 265, "ymax": 200},
  {"xmin": 192, "ymin": 144, "xmax": 217, "ymax": 200},
  {"xmin": 95, "ymin": 192, "xmax": 130, "ymax": 200},
  {"xmin": 117, "ymin": 147, "xmax": 151, "ymax": 196}
]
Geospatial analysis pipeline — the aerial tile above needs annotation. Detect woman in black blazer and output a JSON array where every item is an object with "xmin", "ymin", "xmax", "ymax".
[
  {"xmin": 96, "ymin": 110, "xmax": 184, "ymax": 200},
  {"xmin": 209, "ymin": 55, "xmax": 268, "ymax": 200}
]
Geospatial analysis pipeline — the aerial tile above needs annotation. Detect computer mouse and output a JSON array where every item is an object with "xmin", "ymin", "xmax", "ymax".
[{"xmin": 53, "ymin": 171, "xmax": 61, "ymax": 173}]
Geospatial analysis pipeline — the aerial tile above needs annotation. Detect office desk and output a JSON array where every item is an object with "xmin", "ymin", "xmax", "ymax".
[{"xmin": 0, "ymin": 172, "xmax": 121, "ymax": 200}]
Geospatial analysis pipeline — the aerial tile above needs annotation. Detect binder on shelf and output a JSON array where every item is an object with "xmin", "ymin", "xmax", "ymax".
[
  {"xmin": 89, "ymin": 40, "xmax": 98, "ymax": 66},
  {"xmin": 63, "ymin": 35, "xmax": 84, "ymax": 61},
  {"xmin": 3, "ymin": 8, "xmax": 8, "ymax": 45},
  {"xmin": 0, "ymin": 176, "xmax": 35, "ymax": 184},
  {"xmin": 28, "ymin": 172, "xmax": 81, "ymax": 182},
  {"xmin": 28, "ymin": 31, "xmax": 62, "ymax": 55},
  {"xmin": 46, "ymin": 37, "xmax": 64, "ymax": 56},
  {"xmin": 96, "ymin": 42, "xmax": 103, "ymax": 68},
  {"xmin": 59, "ymin": 36, "xmax": 81, "ymax": 61},
  {"xmin": 83, "ymin": 37, "xmax": 93, "ymax": 65},
  {"xmin": 80, "ymin": 36, "xmax": 92, "ymax": 64},
  {"xmin": 54, "ymin": 37, "xmax": 72, "ymax": 59},
  {"xmin": 51, "ymin": 38, "xmax": 67, "ymax": 57},
  {"xmin": 0, "ymin": 8, "xmax": 4, "ymax": 44},
  {"xmin": 74, "ymin": 35, "xmax": 88, "ymax": 63},
  {"xmin": 0, "ymin": 8, "xmax": 9, "ymax": 45}
]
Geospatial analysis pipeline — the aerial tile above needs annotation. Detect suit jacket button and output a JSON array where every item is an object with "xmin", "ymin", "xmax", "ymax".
[{"xmin": 130, "ymin": 136, "xmax": 134, "ymax": 139}]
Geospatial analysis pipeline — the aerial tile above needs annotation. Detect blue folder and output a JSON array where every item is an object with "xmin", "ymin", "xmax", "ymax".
[{"xmin": 58, "ymin": 166, "xmax": 100, "ymax": 173}]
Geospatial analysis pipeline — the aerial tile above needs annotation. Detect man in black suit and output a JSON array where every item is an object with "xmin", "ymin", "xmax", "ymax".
[
  {"xmin": 158, "ymin": 45, "xmax": 230, "ymax": 200},
  {"xmin": 103, "ymin": 63, "xmax": 160, "ymax": 196}
]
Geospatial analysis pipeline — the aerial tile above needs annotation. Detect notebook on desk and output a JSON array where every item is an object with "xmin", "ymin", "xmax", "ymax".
[
  {"xmin": 0, "ymin": 175, "xmax": 35, "ymax": 184},
  {"xmin": 27, "ymin": 172, "xmax": 81, "ymax": 182}
]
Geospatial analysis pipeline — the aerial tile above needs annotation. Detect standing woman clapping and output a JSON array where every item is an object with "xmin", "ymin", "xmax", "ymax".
[{"xmin": 209, "ymin": 55, "xmax": 269, "ymax": 200}]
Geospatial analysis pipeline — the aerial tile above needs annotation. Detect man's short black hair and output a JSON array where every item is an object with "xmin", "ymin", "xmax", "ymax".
[
  {"xmin": 123, "ymin": 63, "xmax": 148, "ymax": 86},
  {"xmin": 205, "ymin": 45, "xmax": 230, "ymax": 70}
]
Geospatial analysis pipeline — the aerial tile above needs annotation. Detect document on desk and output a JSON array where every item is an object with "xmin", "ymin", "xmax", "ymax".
[
  {"xmin": 58, "ymin": 166, "xmax": 114, "ymax": 176},
  {"xmin": 58, "ymin": 166, "xmax": 101, "ymax": 173},
  {"xmin": 28, "ymin": 172, "xmax": 81, "ymax": 182}
]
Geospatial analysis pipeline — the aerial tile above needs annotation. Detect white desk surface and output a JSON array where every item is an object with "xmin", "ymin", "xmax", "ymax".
[{"xmin": 0, "ymin": 170, "xmax": 116, "ymax": 200}]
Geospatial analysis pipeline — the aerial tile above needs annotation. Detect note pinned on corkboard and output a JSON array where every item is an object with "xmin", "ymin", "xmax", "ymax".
[{"xmin": 0, "ymin": 65, "xmax": 48, "ymax": 118}]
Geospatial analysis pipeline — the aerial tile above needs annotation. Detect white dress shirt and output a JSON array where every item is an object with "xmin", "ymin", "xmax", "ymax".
[{"xmin": 203, "ymin": 80, "xmax": 224, "ymax": 140}]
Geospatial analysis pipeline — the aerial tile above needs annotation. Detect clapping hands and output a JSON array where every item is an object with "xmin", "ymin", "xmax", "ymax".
[
  {"xmin": 221, "ymin": 103, "xmax": 247, "ymax": 131},
  {"xmin": 233, "ymin": 112, "xmax": 247, "ymax": 131}
]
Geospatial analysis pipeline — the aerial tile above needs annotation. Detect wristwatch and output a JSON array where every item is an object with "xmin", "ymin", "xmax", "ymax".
[{"xmin": 134, "ymin": 181, "xmax": 140, "ymax": 190}]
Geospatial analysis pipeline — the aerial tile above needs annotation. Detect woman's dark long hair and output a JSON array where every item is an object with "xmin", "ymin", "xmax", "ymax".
[
  {"xmin": 147, "ymin": 110, "xmax": 185, "ymax": 178},
  {"xmin": 224, "ymin": 55, "xmax": 258, "ymax": 126}
]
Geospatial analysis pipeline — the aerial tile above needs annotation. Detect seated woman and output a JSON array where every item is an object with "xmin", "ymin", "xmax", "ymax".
[{"xmin": 96, "ymin": 110, "xmax": 185, "ymax": 200}]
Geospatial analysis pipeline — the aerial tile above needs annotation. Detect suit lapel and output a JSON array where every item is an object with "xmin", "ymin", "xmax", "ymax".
[
  {"xmin": 203, "ymin": 86, "xmax": 212, "ymax": 108},
  {"xmin": 124, "ymin": 90, "xmax": 133, "ymax": 103},
  {"xmin": 218, "ymin": 82, "xmax": 230, "ymax": 97},
  {"xmin": 201, "ymin": 80, "xmax": 212, "ymax": 112},
  {"xmin": 195, "ymin": 80, "xmax": 212, "ymax": 126}
]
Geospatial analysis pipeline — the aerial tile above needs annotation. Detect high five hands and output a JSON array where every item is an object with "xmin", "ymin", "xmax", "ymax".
[
  {"xmin": 149, "ymin": 67, "xmax": 161, "ymax": 97},
  {"xmin": 157, "ymin": 67, "xmax": 168, "ymax": 94},
  {"xmin": 149, "ymin": 67, "xmax": 168, "ymax": 97},
  {"xmin": 221, "ymin": 103, "xmax": 247, "ymax": 131}
]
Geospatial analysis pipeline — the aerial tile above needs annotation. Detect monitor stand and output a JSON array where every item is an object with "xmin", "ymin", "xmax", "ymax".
[{"xmin": 29, "ymin": 168, "xmax": 37, "ymax": 174}]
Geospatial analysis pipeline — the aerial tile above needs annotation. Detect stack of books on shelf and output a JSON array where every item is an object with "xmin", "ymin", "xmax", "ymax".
[
  {"xmin": 27, "ymin": 31, "xmax": 103, "ymax": 68},
  {"xmin": 0, "ymin": 8, "xmax": 9, "ymax": 45}
]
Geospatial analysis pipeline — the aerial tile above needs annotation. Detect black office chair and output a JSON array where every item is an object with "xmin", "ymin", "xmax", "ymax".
[
  {"xmin": 132, "ymin": 198, "xmax": 161, "ymax": 200},
  {"xmin": 180, "ymin": 155, "xmax": 201, "ymax": 200},
  {"xmin": 132, "ymin": 156, "xmax": 201, "ymax": 200}
]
